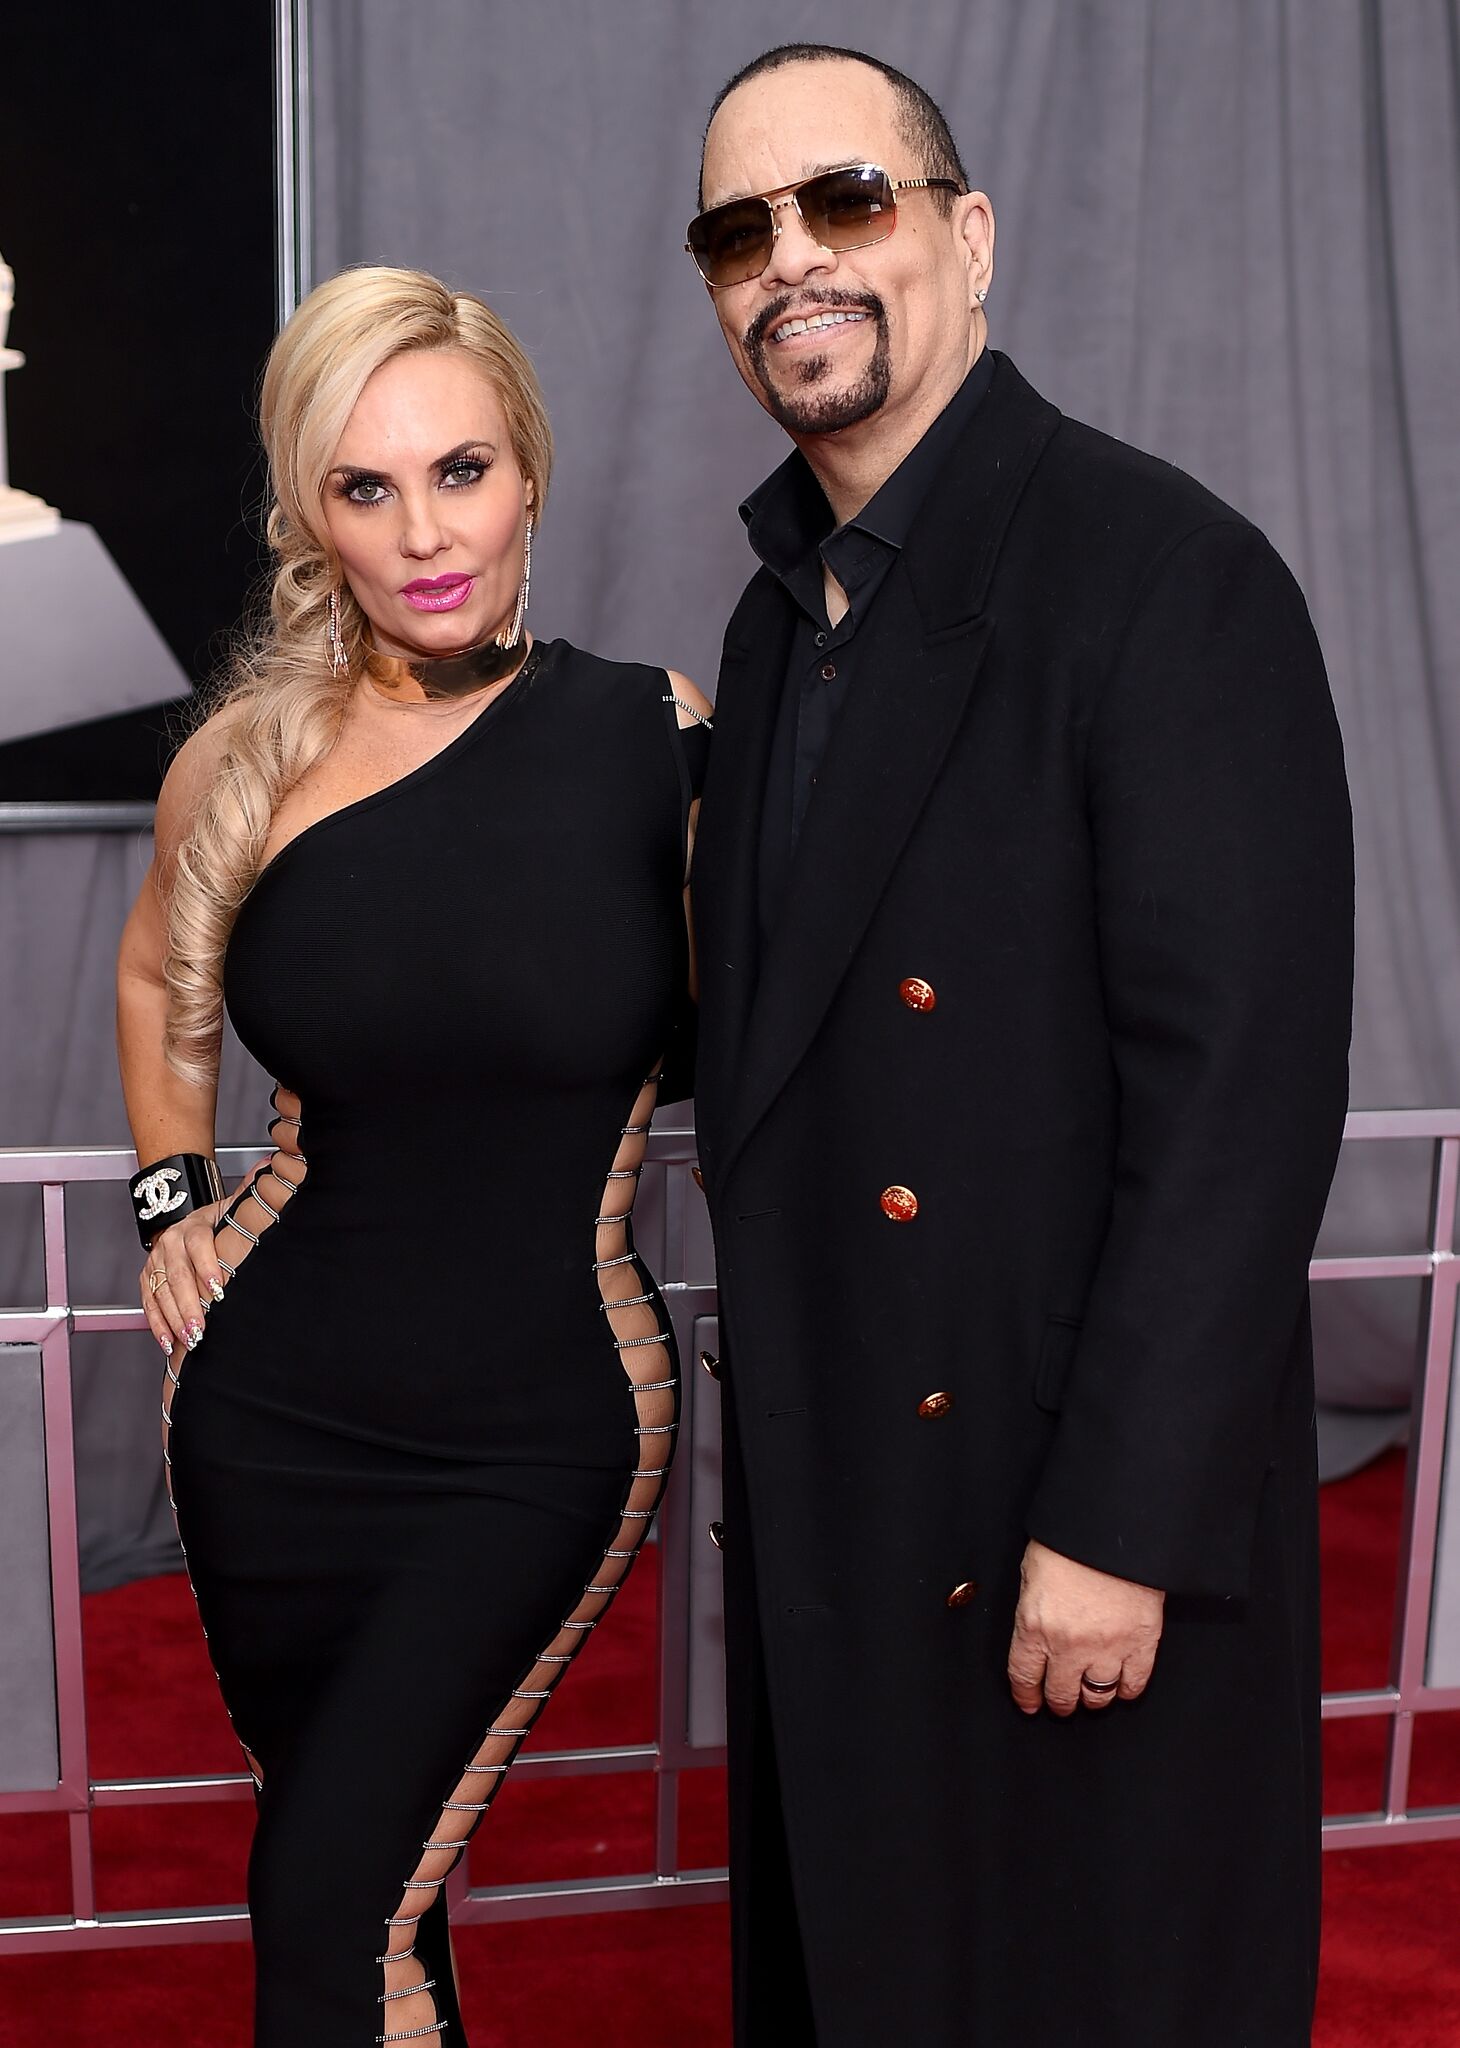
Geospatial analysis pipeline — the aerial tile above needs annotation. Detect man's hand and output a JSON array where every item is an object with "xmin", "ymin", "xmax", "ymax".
[{"xmin": 1007, "ymin": 1539, "xmax": 1165, "ymax": 1717}]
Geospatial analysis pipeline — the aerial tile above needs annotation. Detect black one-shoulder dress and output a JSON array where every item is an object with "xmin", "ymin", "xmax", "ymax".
[{"xmin": 163, "ymin": 639, "xmax": 706, "ymax": 2045}]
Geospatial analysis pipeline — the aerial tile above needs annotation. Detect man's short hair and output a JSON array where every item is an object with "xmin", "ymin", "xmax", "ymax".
[{"xmin": 699, "ymin": 43, "xmax": 969, "ymax": 214}]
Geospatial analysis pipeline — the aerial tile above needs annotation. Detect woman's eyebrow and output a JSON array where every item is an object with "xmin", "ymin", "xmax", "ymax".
[
  {"xmin": 429, "ymin": 438, "xmax": 497, "ymax": 471},
  {"xmin": 329, "ymin": 439, "xmax": 498, "ymax": 481}
]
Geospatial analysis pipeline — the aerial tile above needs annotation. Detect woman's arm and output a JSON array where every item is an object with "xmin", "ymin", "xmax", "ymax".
[{"xmin": 116, "ymin": 722, "xmax": 234, "ymax": 1355}]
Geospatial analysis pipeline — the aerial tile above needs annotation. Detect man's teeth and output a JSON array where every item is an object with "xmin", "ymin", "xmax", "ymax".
[{"xmin": 772, "ymin": 310, "xmax": 868, "ymax": 343}]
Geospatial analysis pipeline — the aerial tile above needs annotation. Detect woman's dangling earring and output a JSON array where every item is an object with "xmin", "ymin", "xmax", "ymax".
[
  {"xmin": 326, "ymin": 587, "xmax": 349, "ymax": 677},
  {"xmin": 496, "ymin": 519, "xmax": 533, "ymax": 651}
]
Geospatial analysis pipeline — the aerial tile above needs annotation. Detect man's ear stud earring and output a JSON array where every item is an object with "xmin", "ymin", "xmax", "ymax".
[{"xmin": 975, "ymin": 285, "xmax": 988, "ymax": 304}]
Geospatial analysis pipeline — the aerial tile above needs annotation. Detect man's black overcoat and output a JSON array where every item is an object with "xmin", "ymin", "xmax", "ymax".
[{"xmin": 690, "ymin": 355, "xmax": 1354, "ymax": 2047}]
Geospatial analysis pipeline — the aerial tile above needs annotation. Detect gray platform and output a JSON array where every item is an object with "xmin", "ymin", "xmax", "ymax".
[{"xmin": 0, "ymin": 522, "xmax": 189, "ymax": 744}]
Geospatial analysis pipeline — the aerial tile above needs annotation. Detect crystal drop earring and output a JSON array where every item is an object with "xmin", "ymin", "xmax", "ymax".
[
  {"xmin": 326, "ymin": 587, "xmax": 349, "ymax": 677},
  {"xmin": 496, "ymin": 519, "xmax": 533, "ymax": 651}
]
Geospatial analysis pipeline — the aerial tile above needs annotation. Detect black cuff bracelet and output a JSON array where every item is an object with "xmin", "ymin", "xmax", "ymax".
[{"xmin": 129, "ymin": 1153, "xmax": 224, "ymax": 1249}]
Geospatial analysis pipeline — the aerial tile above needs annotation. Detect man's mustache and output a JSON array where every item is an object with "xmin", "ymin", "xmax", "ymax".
[{"xmin": 744, "ymin": 287, "xmax": 885, "ymax": 356}]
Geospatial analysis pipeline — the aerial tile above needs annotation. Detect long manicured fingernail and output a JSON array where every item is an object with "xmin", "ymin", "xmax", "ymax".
[
  {"xmin": 207, "ymin": 1278, "xmax": 225, "ymax": 1304},
  {"xmin": 185, "ymin": 1322, "xmax": 205, "ymax": 1350},
  {"xmin": 159, "ymin": 1333, "xmax": 174, "ymax": 1355}
]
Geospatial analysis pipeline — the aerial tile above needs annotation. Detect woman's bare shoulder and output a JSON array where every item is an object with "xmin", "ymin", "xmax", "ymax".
[
  {"xmin": 152, "ymin": 701, "xmax": 243, "ymax": 853},
  {"xmin": 664, "ymin": 669, "xmax": 713, "ymax": 728}
]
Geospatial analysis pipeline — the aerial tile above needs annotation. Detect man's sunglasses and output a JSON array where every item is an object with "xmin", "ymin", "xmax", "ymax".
[{"xmin": 685, "ymin": 163, "xmax": 964, "ymax": 289}]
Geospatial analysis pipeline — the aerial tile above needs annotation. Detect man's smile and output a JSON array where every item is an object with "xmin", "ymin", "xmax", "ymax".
[{"xmin": 769, "ymin": 308, "xmax": 871, "ymax": 347}]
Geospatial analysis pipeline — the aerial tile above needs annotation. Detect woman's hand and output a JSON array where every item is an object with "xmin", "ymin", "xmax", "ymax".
[
  {"xmin": 139, "ymin": 1150, "xmax": 298, "ymax": 1354},
  {"xmin": 140, "ymin": 1198, "xmax": 232, "ymax": 1355}
]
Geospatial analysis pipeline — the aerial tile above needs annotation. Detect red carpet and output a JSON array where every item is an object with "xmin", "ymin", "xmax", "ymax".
[
  {"xmin": 1314, "ymin": 1451, "xmax": 1460, "ymax": 2048},
  {"xmin": 0, "ymin": 1451, "xmax": 1455, "ymax": 2044}
]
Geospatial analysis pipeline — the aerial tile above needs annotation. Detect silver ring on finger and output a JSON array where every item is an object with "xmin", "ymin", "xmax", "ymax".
[{"xmin": 1081, "ymin": 1674, "xmax": 1120, "ymax": 1696}]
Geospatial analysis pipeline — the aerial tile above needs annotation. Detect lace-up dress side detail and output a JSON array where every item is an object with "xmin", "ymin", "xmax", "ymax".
[{"xmin": 161, "ymin": 640, "xmax": 706, "ymax": 2046}]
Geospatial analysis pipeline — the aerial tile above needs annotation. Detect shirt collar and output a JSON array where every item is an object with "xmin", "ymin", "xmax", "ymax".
[{"xmin": 740, "ymin": 348, "xmax": 997, "ymax": 583}]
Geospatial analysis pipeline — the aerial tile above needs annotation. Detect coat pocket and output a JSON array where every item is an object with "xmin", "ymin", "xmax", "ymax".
[{"xmin": 1033, "ymin": 1314, "xmax": 1082, "ymax": 1413}]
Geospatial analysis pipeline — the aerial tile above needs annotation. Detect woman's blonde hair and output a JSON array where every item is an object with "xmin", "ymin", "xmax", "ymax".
[{"xmin": 164, "ymin": 265, "xmax": 553, "ymax": 1084}]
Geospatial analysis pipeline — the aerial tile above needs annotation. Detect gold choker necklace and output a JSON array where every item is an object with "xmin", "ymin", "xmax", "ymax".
[{"xmin": 364, "ymin": 632, "xmax": 535, "ymax": 705}]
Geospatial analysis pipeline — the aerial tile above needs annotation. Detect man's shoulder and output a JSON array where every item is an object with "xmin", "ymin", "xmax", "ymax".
[
  {"xmin": 1015, "ymin": 415, "xmax": 1319, "ymax": 679},
  {"xmin": 972, "ymin": 353, "xmax": 1258, "ymax": 570},
  {"xmin": 1035, "ymin": 411, "xmax": 1255, "ymax": 561}
]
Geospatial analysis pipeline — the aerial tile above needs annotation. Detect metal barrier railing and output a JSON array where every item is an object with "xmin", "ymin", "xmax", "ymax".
[
  {"xmin": 1313, "ymin": 1111, "xmax": 1460, "ymax": 1848},
  {"xmin": 0, "ymin": 1124, "xmax": 726, "ymax": 1952},
  {"xmin": 0, "ymin": 1109, "xmax": 1456, "ymax": 1951}
]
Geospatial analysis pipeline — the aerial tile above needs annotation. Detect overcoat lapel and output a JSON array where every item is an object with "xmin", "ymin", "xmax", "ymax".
[
  {"xmin": 708, "ymin": 357, "xmax": 1063, "ymax": 1185},
  {"xmin": 724, "ymin": 581, "xmax": 992, "ymax": 1177}
]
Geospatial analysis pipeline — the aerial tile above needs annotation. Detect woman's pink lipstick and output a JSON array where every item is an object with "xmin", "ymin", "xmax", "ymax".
[{"xmin": 402, "ymin": 573, "xmax": 474, "ymax": 613}]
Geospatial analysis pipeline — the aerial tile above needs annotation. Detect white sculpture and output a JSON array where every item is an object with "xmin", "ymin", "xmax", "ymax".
[{"xmin": 0, "ymin": 250, "xmax": 61, "ymax": 543}]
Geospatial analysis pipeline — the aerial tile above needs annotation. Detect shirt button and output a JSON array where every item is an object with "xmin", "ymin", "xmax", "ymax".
[
  {"xmin": 947, "ymin": 1580, "xmax": 979, "ymax": 1609},
  {"xmin": 821, "ymin": 662, "xmax": 837, "ymax": 682},
  {"xmin": 814, "ymin": 630, "xmax": 828, "ymax": 648},
  {"xmin": 880, "ymin": 1185, "xmax": 919, "ymax": 1222},
  {"xmin": 918, "ymin": 1391, "xmax": 953, "ymax": 1418}
]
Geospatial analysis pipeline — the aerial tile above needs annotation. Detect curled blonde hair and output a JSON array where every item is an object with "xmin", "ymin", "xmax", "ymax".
[{"xmin": 164, "ymin": 266, "xmax": 553, "ymax": 1084}]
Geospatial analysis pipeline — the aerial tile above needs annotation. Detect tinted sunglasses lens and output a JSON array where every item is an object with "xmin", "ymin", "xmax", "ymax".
[
  {"xmin": 689, "ymin": 198, "xmax": 774, "ymax": 286},
  {"xmin": 801, "ymin": 166, "xmax": 896, "ymax": 248}
]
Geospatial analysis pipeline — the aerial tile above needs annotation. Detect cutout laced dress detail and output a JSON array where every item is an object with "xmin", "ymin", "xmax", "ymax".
[{"xmin": 160, "ymin": 640, "xmax": 706, "ymax": 2045}]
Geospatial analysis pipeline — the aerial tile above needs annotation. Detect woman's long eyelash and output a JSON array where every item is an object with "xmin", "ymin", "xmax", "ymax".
[
  {"xmin": 331, "ymin": 457, "xmax": 488, "ymax": 505},
  {"xmin": 334, "ymin": 471, "xmax": 385, "ymax": 504}
]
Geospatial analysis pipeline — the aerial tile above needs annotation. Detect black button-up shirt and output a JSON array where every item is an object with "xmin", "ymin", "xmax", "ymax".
[{"xmin": 741, "ymin": 350, "xmax": 995, "ymax": 944}]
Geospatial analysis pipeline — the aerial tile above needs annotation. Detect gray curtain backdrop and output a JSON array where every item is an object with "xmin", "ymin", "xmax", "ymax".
[
  {"xmin": 310, "ymin": 0, "xmax": 1460, "ymax": 1421},
  {"xmin": 3, "ymin": 1, "xmax": 1458, "ymax": 1589}
]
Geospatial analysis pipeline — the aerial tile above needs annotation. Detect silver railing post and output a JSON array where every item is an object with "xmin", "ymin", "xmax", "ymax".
[
  {"xmin": 650, "ymin": 1131, "xmax": 688, "ymax": 1880},
  {"xmin": 1382, "ymin": 1139, "xmax": 1460, "ymax": 1820},
  {"xmin": 40, "ymin": 1180, "xmax": 95, "ymax": 1922},
  {"xmin": 273, "ymin": 0, "xmax": 314, "ymax": 325}
]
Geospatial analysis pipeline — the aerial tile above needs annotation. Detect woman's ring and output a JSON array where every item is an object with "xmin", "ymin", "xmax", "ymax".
[{"xmin": 147, "ymin": 1268, "xmax": 170, "ymax": 1295}]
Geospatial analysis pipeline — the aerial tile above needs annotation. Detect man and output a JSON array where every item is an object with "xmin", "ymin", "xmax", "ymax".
[{"xmin": 685, "ymin": 41, "xmax": 1353, "ymax": 2048}]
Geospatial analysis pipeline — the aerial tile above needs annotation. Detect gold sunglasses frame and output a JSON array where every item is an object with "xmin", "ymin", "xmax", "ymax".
[{"xmin": 685, "ymin": 162, "xmax": 965, "ymax": 289}]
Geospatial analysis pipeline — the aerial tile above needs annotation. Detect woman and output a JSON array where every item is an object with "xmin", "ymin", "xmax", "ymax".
[{"xmin": 115, "ymin": 265, "xmax": 711, "ymax": 2045}]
